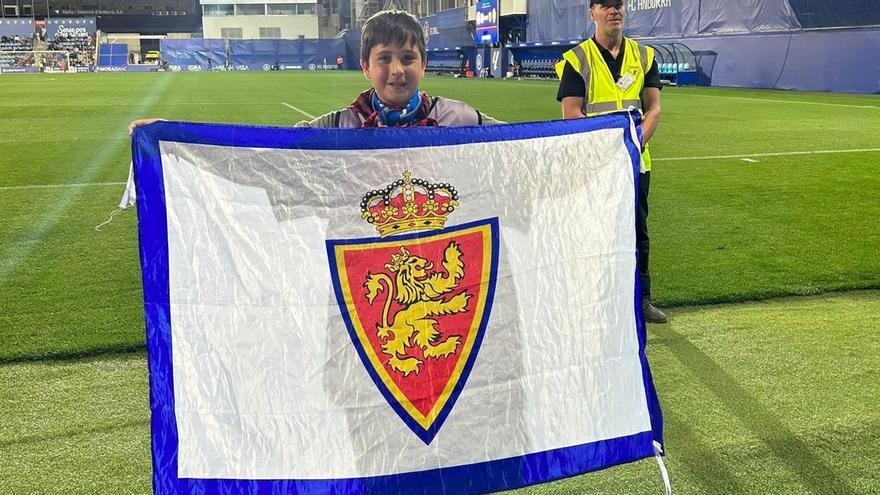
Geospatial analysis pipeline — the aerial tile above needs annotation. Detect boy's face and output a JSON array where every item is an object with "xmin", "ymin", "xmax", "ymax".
[{"xmin": 361, "ymin": 41, "xmax": 426, "ymax": 109}]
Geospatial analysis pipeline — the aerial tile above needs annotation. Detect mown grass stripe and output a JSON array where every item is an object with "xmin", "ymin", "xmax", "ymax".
[
  {"xmin": 653, "ymin": 147, "xmax": 880, "ymax": 162},
  {"xmin": 0, "ymin": 182, "xmax": 126, "ymax": 191},
  {"xmin": 667, "ymin": 92, "xmax": 880, "ymax": 110}
]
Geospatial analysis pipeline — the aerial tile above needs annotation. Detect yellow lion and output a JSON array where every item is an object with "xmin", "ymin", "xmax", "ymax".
[{"xmin": 364, "ymin": 242, "xmax": 470, "ymax": 377}]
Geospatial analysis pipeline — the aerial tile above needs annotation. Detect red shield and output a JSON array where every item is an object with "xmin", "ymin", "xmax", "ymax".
[{"xmin": 327, "ymin": 218, "xmax": 498, "ymax": 444}]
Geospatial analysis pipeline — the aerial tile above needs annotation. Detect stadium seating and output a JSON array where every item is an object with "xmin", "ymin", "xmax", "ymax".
[
  {"xmin": 519, "ymin": 58, "xmax": 560, "ymax": 78},
  {"xmin": 426, "ymin": 57, "xmax": 462, "ymax": 75},
  {"xmin": 0, "ymin": 35, "xmax": 34, "ymax": 52},
  {"xmin": 0, "ymin": 35, "xmax": 36, "ymax": 69},
  {"xmin": 47, "ymin": 34, "xmax": 95, "ymax": 67}
]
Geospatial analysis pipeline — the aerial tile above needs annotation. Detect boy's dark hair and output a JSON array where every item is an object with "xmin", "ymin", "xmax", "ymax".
[{"xmin": 360, "ymin": 10, "xmax": 427, "ymax": 64}]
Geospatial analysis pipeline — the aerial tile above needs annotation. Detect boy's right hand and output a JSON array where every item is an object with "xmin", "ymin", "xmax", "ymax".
[{"xmin": 128, "ymin": 118, "xmax": 166, "ymax": 137}]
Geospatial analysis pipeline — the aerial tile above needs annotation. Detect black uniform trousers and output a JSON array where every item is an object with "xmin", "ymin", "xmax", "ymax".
[{"xmin": 636, "ymin": 171, "xmax": 651, "ymax": 300}]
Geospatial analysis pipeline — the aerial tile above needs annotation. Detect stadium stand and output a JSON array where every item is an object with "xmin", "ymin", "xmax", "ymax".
[
  {"xmin": 47, "ymin": 33, "xmax": 95, "ymax": 68},
  {"xmin": 0, "ymin": 35, "xmax": 37, "ymax": 71},
  {"xmin": 0, "ymin": 34, "xmax": 35, "ymax": 51}
]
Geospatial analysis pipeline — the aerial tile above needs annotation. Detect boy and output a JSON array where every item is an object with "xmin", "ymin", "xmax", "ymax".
[
  {"xmin": 123, "ymin": 10, "xmax": 496, "ymax": 207},
  {"xmin": 298, "ymin": 10, "xmax": 499, "ymax": 128},
  {"xmin": 127, "ymin": 10, "xmax": 497, "ymax": 136}
]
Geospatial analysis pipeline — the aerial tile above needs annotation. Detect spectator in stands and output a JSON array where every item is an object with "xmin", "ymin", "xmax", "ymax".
[{"xmin": 556, "ymin": 0, "xmax": 667, "ymax": 323}]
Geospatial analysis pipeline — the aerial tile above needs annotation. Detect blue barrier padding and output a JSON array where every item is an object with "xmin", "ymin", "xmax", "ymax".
[
  {"xmin": 161, "ymin": 39, "xmax": 226, "ymax": 71},
  {"xmin": 652, "ymin": 27, "xmax": 879, "ymax": 93},
  {"xmin": 227, "ymin": 39, "xmax": 346, "ymax": 71}
]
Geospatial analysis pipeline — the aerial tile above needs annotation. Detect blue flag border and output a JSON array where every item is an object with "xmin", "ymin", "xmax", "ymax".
[{"xmin": 132, "ymin": 112, "xmax": 663, "ymax": 495}]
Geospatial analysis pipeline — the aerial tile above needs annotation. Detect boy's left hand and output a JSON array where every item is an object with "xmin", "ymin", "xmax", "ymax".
[{"xmin": 128, "ymin": 118, "xmax": 166, "ymax": 137}]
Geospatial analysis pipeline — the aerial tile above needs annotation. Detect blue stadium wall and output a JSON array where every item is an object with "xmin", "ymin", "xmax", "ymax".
[
  {"xmin": 651, "ymin": 28, "xmax": 879, "ymax": 94},
  {"xmin": 526, "ymin": 0, "xmax": 880, "ymax": 93},
  {"xmin": 160, "ymin": 39, "xmax": 347, "ymax": 72}
]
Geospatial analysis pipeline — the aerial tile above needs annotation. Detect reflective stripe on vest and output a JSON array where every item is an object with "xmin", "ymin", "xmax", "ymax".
[
  {"xmin": 578, "ymin": 38, "xmax": 652, "ymax": 117},
  {"xmin": 586, "ymin": 99, "xmax": 642, "ymax": 114},
  {"xmin": 571, "ymin": 43, "xmax": 591, "ymax": 93},
  {"xmin": 638, "ymin": 44, "xmax": 649, "ymax": 74}
]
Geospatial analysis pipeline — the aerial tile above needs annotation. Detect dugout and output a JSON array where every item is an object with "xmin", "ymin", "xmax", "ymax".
[
  {"xmin": 426, "ymin": 47, "xmax": 476, "ymax": 76},
  {"xmin": 645, "ymin": 43, "xmax": 698, "ymax": 86}
]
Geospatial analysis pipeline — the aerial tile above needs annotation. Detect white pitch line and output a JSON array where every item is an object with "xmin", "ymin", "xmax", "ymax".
[
  {"xmin": 741, "ymin": 158, "xmax": 759, "ymax": 163},
  {"xmin": 0, "ymin": 182, "xmax": 126, "ymax": 191},
  {"xmin": 669, "ymin": 93, "xmax": 879, "ymax": 110},
  {"xmin": 653, "ymin": 148, "xmax": 880, "ymax": 162},
  {"xmin": 280, "ymin": 102, "xmax": 316, "ymax": 119},
  {"xmin": 0, "ymin": 74, "xmax": 177, "ymax": 283}
]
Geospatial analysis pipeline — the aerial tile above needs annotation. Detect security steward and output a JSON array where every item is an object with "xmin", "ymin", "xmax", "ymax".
[{"xmin": 556, "ymin": 0, "xmax": 667, "ymax": 323}]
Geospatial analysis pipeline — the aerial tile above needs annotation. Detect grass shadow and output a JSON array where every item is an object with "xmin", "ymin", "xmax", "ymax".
[
  {"xmin": 0, "ymin": 418, "xmax": 149, "ymax": 449},
  {"xmin": 663, "ymin": 406, "xmax": 745, "ymax": 493},
  {"xmin": 0, "ymin": 344, "xmax": 146, "ymax": 366},
  {"xmin": 654, "ymin": 324, "xmax": 854, "ymax": 494}
]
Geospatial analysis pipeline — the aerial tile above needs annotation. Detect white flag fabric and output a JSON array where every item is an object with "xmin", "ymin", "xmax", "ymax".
[{"xmin": 131, "ymin": 113, "xmax": 663, "ymax": 495}]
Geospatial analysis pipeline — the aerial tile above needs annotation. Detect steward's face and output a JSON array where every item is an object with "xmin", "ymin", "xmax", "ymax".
[
  {"xmin": 361, "ymin": 41, "xmax": 427, "ymax": 109},
  {"xmin": 590, "ymin": 1, "xmax": 626, "ymax": 37}
]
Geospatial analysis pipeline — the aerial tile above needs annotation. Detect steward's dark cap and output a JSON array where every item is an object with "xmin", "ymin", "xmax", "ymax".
[{"xmin": 590, "ymin": 0, "xmax": 624, "ymax": 6}]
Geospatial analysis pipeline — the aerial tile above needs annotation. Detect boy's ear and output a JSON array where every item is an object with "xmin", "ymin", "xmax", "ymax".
[{"xmin": 360, "ymin": 59, "xmax": 370, "ymax": 79}]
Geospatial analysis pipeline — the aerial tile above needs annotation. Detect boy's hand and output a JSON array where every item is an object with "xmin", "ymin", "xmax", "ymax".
[{"xmin": 128, "ymin": 118, "xmax": 166, "ymax": 137}]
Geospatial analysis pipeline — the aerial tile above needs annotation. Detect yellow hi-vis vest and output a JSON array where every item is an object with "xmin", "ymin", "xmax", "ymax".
[{"xmin": 555, "ymin": 38, "xmax": 655, "ymax": 171}]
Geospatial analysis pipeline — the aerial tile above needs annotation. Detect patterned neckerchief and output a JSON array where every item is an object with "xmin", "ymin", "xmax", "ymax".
[{"xmin": 349, "ymin": 89, "xmax": 438, "ymax": 128}]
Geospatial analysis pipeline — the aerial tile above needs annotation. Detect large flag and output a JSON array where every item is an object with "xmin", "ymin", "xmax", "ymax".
[{"xmin": 131, "ymin": 113, "xmax": 664, "ymax": 495}]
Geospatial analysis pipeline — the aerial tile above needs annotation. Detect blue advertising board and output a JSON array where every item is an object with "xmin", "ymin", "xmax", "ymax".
[
  {"xmin": 0, "ymin": 19, "xmax": 35, "ymax": 38},
  {"xmin": 227, "ymin": 39, "xmax": 345, "ymax": 71},
  {"xmin": 475, "ymin": 0, "xmax": 499, "ymax": 45},
  {"xmin": 490, "ymin": 46, "xmax": 508, "ymax": 78},
  {"xmin": 420, "ymin": 7, "xmax": 474, "ymax": 50}
]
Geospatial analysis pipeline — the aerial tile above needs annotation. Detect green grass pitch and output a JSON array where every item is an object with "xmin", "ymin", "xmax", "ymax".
[{"xmin": 0, "ymin": 71, "xmax": 878, "ymax": 494}]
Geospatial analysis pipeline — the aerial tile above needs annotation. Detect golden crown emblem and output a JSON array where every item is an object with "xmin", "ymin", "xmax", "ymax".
[{"xmin": 361, "ymin": 171, "xmax": 459, "ymax": 237}]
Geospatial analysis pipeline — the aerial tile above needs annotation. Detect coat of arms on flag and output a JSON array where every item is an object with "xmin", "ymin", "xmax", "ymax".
[
  {"xmin": 328, "ymin": 171, "xmax": 498, "ymax": 444},
  {"xmin": 131, "ymin": 113, "xmax": 663, "ymax": 495}
]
